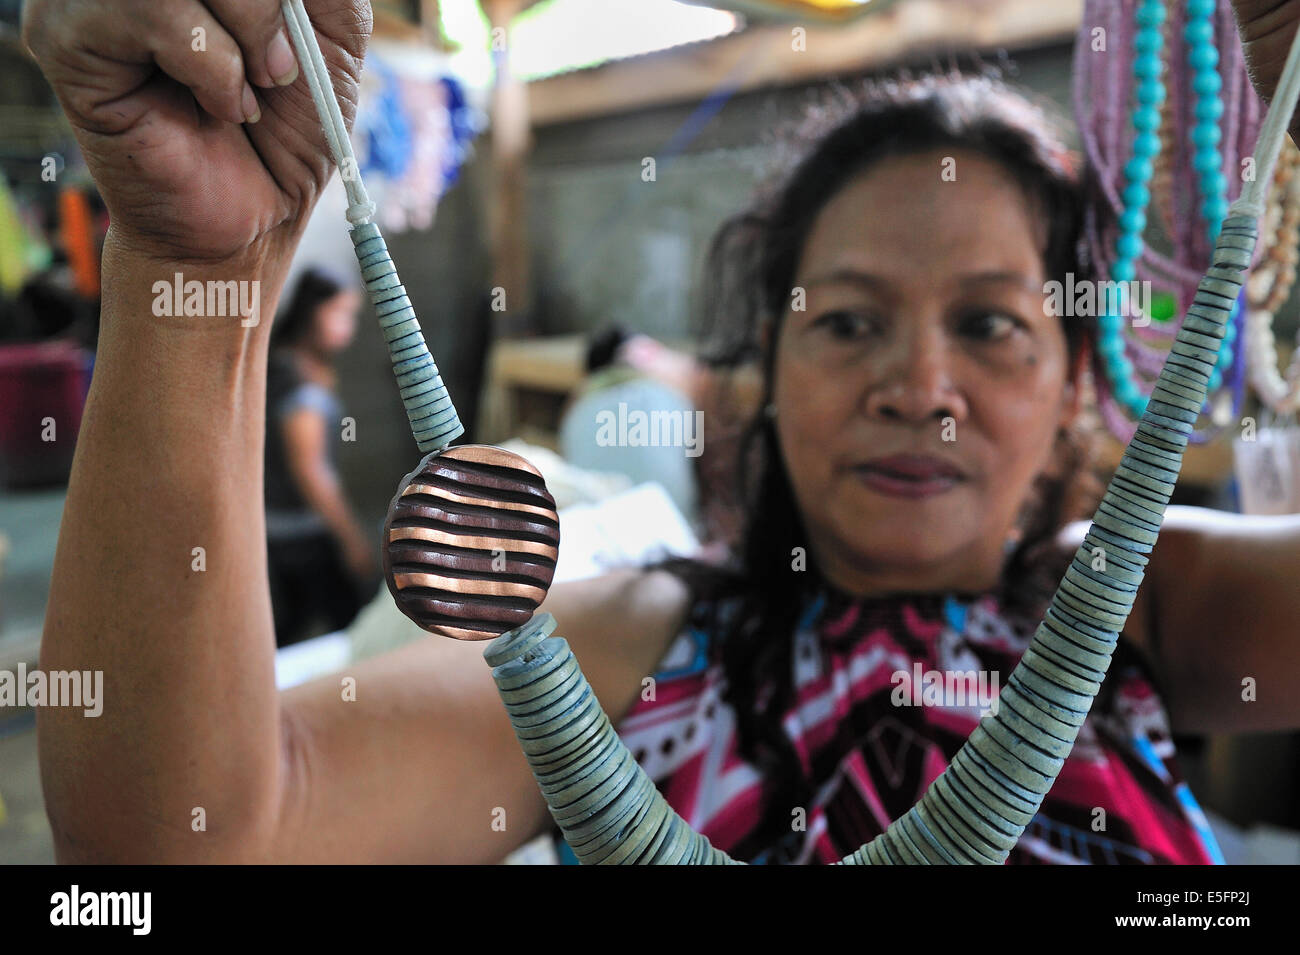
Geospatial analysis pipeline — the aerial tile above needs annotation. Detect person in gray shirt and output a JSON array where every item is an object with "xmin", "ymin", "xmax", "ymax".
[{"xmin": 264, "ymin": 267, "xmax": 375, "ymax": 647}]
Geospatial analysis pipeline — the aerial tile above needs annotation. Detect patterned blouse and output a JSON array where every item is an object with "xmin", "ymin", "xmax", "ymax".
[{"xmin": 551, "ymin": 582, "xmax": 1222, "ymax": 865}]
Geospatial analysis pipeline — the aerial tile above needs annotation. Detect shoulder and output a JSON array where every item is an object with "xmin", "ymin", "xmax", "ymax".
[
  {"xmin": 1052, "ymin": 511, "xmax": 1209, "ymax": 677},
  {"xmin": 268, "ymin": 353, "xmax": 333, "ymax": 413},
  {"xmin": 536, "ymin": 567, "xmax": 695, "ymax": 722},
  {"xmin": 275, "ymin": 381, "xmax": 338, "ymax": 423}
]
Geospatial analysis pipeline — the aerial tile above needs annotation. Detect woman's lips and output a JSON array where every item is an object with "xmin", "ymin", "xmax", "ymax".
[{"xmin": 853, "ymin": 455, "xmax": 966, "ymax": 499}]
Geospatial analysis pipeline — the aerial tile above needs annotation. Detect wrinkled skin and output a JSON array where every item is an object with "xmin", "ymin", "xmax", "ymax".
[
  {"xmin": 1230, "ymin": 0, "xmax": 1300, "ymax": 142},
  {"xmin": 22, "ymin": 0, "xmax": 371, "ymax": 270}
]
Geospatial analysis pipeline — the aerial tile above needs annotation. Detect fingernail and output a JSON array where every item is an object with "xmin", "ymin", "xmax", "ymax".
[
  {"xmin": 267, "ymin": 28, "xmax": 298, "ymax": 87},
  {"xmin": 243, "ymin": 83, "xmax": 261, "ymax": 124}
]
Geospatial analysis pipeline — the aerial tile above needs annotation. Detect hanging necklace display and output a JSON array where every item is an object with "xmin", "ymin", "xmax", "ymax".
[
  {"xmin": 284, "ymin": 0, "xmax": 1300, "ymax": 863},
  {"xmin": 1075, "ymin": 0, "xmax": 1262, "ymax": 444},
  {"xmin": 1245, "ymin": 141, "xmax": 1300, "ymax": 413},
  {"xmin": 1235, "ymin": 139, "xmax": 1300, "ymax": 516}
]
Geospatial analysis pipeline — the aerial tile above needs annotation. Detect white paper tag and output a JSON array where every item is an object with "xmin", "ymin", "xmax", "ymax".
[{"xmin": 1233, "ymin": 427, "xmax": 1296, "ymax": 515}]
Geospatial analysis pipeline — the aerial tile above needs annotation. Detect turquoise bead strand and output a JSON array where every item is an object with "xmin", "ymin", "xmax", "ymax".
[
  {"xmin": 1186, "ymin": 0, "xmax": 1237, "ymax": 391},
  {"xmin": 1101, "ymin": 0, "xmax": 1238, "ymax": 418},
  {"xmin": 350, "ymin": 223, "xmax": 464, "ymax": 451},
  {"xmin": 1101, "ymin": 0, "xmax": 1166, "ymax": 417}
]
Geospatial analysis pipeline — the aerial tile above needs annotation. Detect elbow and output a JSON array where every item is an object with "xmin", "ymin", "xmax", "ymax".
[{"xmin": 44, "ymin": 799, "xmax": 282, "ymax": 864}]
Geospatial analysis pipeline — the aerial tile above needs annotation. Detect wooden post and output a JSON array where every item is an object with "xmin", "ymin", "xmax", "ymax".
[{"xmin": 482, "ymin": 0, "xmax": 535, "ymax": 338}]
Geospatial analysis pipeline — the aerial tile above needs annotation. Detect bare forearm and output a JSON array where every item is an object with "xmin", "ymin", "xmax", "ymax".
[
  {"xmin": 38, "ymin": 235, "xmax": 289, "ymax": 860},
  {"xmin": 1151, "ymin": 506, "xmax": 1300, "ymax": 734}
]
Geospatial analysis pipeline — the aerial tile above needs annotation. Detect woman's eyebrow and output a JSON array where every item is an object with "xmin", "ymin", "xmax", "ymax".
[
  {"xmin": 958, "ymin": 270, "xmax": 1042, "ymax": 293},
  {"xmin": 802, "ymin": 268, "xmax": 1040, "ymax": 294},
  {"xmin": 801, "ymin": 267, "xmax": 890, "ymax": 291}
]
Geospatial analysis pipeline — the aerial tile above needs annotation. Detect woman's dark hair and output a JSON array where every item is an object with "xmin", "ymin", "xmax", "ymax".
[
  {"xmin": 586, "ymin": 324, "xmax": 630, "ymax": 374},
  {"xmin": 645, "ymin": 70, "xmax": 1107, "ymax": 859},
  {"xmin": 270, "ymin": 266, "xmax": 350, "ymax": 350}
]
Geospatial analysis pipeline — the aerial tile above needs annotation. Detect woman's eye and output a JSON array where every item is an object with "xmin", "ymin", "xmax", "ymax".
[
  {"xmin": 960, "ymin": 310, "xmax": 1022, "ymax": 340},
  {"xmin": 813, "ymin": 309, "xmax": 877, "ymax": 339}
]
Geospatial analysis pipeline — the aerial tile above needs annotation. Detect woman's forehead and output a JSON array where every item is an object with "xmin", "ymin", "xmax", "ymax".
[{"xmin": 797, "ymin": 158, "xmax": 1047, "ymax": 286}]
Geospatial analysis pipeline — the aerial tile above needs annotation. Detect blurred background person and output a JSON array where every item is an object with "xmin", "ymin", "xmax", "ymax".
[
  {"xmin": 559, "ymin": 324, "xmax": 704, "ymax": 527},
  {"xmin": 264, "ymin": 267, "xmax": 376, "ymax": 648}
]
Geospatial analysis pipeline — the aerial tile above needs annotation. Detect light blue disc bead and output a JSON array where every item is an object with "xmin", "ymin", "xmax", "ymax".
[
  {"xmin": 1113, "ymin": 259, "xmax": 1136, "ymax": 282},
  {"xmin": 1187, "ymin": 0, "xmax": 1215, "ymax": 18}
]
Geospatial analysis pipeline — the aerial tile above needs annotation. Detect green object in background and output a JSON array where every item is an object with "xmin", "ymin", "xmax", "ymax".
[
  {"xmin": 0, "ymin": 175, "xmax": 32, "ymax": 296},
  {"xmin": 1150, "ymin": 290, "xmax": 1177, "ymax": 323}
]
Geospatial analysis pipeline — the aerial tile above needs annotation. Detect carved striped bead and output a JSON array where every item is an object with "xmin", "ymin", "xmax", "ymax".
[{"xmin": 383, "ymin": 445, "xmax": 560, "ymax": 640}]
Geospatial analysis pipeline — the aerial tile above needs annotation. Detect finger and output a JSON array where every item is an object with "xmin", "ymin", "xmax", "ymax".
[
  {"xmin": 148, "ymin": 0, "xmax": 260, "ymax": 125},
  {"xmin": 1231, "ymin": 0, "xmax": 1300, "ymax": 46},
  {"xmin": 205, "ymin": 0, "xmax": 299, "ymax": 90},
  {"xmin": 24, "ymin": 0, "xmax": 256, "ymax": 129}
]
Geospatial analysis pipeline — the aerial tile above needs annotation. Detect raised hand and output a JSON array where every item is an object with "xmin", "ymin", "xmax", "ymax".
[
  {"xmin": 22, "ymin": 0, "xmax": 371, "ymax": 266},
  {"xmin": 1231, "ymin": 0, "xmax": 1300, "ymax": 141}
]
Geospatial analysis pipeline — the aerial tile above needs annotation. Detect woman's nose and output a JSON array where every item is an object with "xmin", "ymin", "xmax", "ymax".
[{"xmin": 862, "ymin": 327, "xmax": 968, "ymax": 426}]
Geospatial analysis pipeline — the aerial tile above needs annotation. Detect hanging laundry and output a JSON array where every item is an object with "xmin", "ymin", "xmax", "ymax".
[
  {"xmin": 350, "ymin": 49, "xmax": 484, "ymax": 235},
  {"xmin": 357, "ymin": 57, "xmax": 414, "ymax": 181}
]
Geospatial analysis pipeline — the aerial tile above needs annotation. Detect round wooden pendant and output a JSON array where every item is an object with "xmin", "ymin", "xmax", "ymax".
[{"xmin": 382, "ymin": 445, "xmax": 560, "ymax": 640}]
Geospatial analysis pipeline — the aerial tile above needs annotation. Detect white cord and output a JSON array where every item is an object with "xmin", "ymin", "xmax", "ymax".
[
  {"xmin": 277, "ymin": 0, "xmax": 463, "ymax": 451},
  {"xmin": 281, "ymin": 0, "xmax": 376, "ymax": 226}
]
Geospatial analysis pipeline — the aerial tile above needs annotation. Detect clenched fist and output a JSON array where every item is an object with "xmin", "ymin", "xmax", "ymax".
[
  {"xmin": 1231, "ymin": 0, "xmax": 1300, "ymax": 142},
  {"xmin": 21, "ymin": 0, "xmax": 371, "ymax": 267}
]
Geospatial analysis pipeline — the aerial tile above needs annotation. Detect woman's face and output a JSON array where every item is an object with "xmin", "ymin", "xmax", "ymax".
[
  {"xmin": 772, "ymin": 147, "xmax": 1085, "ymax": 596},
  {"xmin": 314, "ymin": 290, "xmax": 360, "ymax": 353}
]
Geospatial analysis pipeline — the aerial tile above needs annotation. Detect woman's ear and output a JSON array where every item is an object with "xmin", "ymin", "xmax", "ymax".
[{"xmin": 1060, "ymin": 337, "xmax": 1091, "ymax": 431}]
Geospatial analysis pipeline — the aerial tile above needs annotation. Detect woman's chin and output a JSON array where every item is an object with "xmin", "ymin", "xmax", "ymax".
[{"xmin": 823, "ymin": 494, "xmax": 980, "ymax": 565}]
